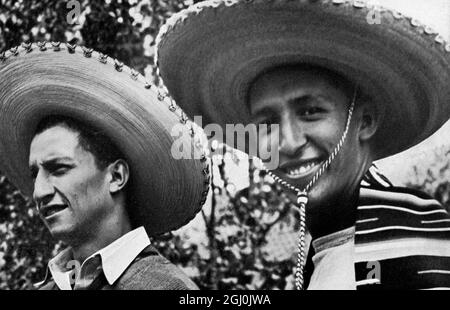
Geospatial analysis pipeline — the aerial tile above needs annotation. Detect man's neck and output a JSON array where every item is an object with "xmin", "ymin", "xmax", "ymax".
[
  {"xmin": 70, "ymin": 210, "xmax": 132, "ymax": 263},
  {"xmin": 307, "ymin": 188, "xmax": 359, "ymax": 239},
  {"xmin": 306, "ymin": 154, "xmax": 374, "ymax": 240}
]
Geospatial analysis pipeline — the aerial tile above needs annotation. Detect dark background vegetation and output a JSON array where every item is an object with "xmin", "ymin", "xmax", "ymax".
[{"xmin": 0, "ymin": 0, "xmax": 449, "ymax": 290}]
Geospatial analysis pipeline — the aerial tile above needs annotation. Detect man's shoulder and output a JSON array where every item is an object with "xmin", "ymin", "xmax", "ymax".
[
  {"xmin": 358, "ymin": 167, "xmax": 450, "ymax": 243},
  {"xmin": 359, "ymin": 184, "xmax": 448, "ymax": 217},
  {"xmin": 113, "ymin": 245, "xmax": 199, "ymax": 290},
  {"xmin": 359, "ymin": 165, "xmax": 449, "ymax": 224},
  {"xmin": 356, "ymin": 180, "xmax": 450, "ymax": 289},
  {"xmin": 358, "ymin": 184, "xmax": 450, "ymax": 234}
]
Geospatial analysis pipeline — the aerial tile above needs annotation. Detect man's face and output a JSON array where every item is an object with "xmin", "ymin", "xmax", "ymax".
[
  {"xmin": 248, "ymin": 68, "xmax": 368, "ymax": 210},
  {"xmin": 29, "ymin": 125, "xmax": 112, "ymax": 242}
]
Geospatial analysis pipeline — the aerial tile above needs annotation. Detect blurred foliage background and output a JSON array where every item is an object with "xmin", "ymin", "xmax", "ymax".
[{"xmin": 0, "ymin": 0, "xmax": 449, "ymax": 290}]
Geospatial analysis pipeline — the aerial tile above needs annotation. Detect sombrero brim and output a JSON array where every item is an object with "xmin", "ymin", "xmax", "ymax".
[
  {"xmin": 156, "ymin": 0, "xmax": 450, "ymax": 160},
  {"xmin": 0, "ymin": 42, "xmax": 210, "ymax": 236}
]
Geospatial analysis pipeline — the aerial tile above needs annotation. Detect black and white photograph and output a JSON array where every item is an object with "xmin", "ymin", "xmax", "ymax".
[{"xmin": 0, "ymin": 0, "xmax": 449, "ymax": 295}]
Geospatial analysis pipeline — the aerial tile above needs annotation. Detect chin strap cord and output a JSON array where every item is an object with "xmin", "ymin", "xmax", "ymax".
[{"xmin": 262, "ymin": 88, "xmax": 357, "ymax": 290}]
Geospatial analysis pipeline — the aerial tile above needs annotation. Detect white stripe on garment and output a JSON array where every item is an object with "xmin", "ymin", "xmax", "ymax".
[
  {"xmin": 357, "ymin": 205, "xmax": 447, "ymax": 215},
  {"xmin": 361, "ymin": 180, "xmax": 370, "ymax": 187},
  {"xmin": 356, "ymin": 218, "xmax": 379, "ymax": 224},
  {"xmin": 421, "ymin": 219, "xmax": 450, "ymax": 224},
  {"xmin": 418, "ymin": 270, "xmax": 450, "ymax": 275},
  {"xmin": 420, "ymin": 288, "xmax": 450, "ymax": 290},
  {"xmin": 355, "ymin": 237, "xmax": 450, "ymax": 262},
  {"xmin": 370, "ymin": 170, "xmax": 391, "ymax": 187},
  {"xmin": 356, "ymin": 226, "xmax": 450, "ymax": 235},
  {"xmin": 359, "ymin": 188, "xmax": 442, "ymax": 208},
  {"xmin": 356, "ymin": 279, "xmax": 381, "ymax": 286}
]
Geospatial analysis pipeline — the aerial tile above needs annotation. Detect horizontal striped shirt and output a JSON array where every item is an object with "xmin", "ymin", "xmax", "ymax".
[{"xmin": 355, "ymin": 166, "xmax": 450, "ymax": 289}]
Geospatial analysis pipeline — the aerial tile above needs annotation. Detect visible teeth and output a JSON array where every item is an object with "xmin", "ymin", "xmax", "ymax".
[{"xmin": 287, "ymin": 162, "xmax": 318, "ymax": 176}]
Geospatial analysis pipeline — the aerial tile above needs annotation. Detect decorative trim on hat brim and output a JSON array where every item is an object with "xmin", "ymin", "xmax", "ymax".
[
  {"xmin": 154, "ymin": 0, "xmax": 450, "ymax": 160},
  {"xmin": 0, "ymin": 42, "xmax": 211, "ymax": 236}
]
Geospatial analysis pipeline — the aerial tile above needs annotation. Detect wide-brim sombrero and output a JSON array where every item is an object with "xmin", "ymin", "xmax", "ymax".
[
  {"xmin": 0, "ymin": 42, "xmax": 210, "ymax": 236},
  {"xmin": 155, "ymin": 0, "xmax": 450, "ymax": 160}
]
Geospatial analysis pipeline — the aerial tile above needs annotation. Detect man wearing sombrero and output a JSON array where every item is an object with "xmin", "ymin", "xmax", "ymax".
[
  {"xmin": 0, "ymin": 42, "xmax": 210, "ymax": 289},
  {"xmin": 156, "ymin": 0, "xmax": 450, "ymax": 289}
]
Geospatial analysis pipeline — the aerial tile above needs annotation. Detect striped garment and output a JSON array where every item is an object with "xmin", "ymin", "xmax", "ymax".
[{"xmin": 353, "ymin": 165, "xmax": 450, "ymax": 290}]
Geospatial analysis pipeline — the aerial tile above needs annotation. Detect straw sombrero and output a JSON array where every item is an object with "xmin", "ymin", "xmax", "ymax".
[
  {"xmin": 0, "ymin": 42, "xmax": 210, "ymax": 236},
  {"xmin": 155, "ymin": 0, "xmax": 450, "ymax": 159}
]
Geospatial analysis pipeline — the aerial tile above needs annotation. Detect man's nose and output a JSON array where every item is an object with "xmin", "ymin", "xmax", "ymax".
[
  {"xmin": 279, "ymin": 116, "xmax": 307, "ymax": 157},
  {"xmin": 33, "ymin": 171, "xmax": 55, "ymax": 206}
]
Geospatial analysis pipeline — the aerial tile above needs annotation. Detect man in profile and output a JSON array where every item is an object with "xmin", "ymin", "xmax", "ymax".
[{"xmin": 0, "ymin": 42, "xmax": 210, "ymax": 290}]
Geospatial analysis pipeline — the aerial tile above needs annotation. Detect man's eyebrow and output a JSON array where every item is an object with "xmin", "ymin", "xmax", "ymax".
[
  {"xmin": 288, "ymin": 95, "xmax": 316, "ymax": 106},
  {"xmin": 44, "ymin": 157, "xmax": 75, "ymax": 166},
  {"xmin": 288, "ymin": 94, "xmax": 332, "ymax": 106},
  {"xmin": 29, "ymin": 157, "xmax": 74, "ymax": 168},
  {"xmin": 251, "ymin": 106, "xmax": 277, "ymax": 118}
]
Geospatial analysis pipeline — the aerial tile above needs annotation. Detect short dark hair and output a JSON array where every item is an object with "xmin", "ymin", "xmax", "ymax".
[
  {"xmin": 34, "ymin": 115, "xmax": 125, "ymax": 170},
  {"xmin": 251, "ymin": 64, "xmax": 356, "ymax": 101},
  {"xmin": 246, "ymin": 64, "xmax": 375, "ymax": 108}
]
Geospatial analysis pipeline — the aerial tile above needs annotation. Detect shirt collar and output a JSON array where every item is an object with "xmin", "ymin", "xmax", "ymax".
[
  {"xmin": 312, "ymin": 226, "xmax": 355, "ymax": 254},
  {"xmin": 96, "ymin": 226, "xmax": 150, "ymax": 285},
  {"xmin": 37, "ymin": 226, "xmax": 150, "ymax": 289},
  {"xmin": 34, "ymin": 247, "xmax": 74, "ymax": 290}
]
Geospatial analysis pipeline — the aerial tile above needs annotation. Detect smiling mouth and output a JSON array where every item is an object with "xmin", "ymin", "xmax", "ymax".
[
  {"xmin": 40, "ymin": 204, "xmax": 68, "ymax": 218},
  {"xmin": 281, "ymin": 159, "xmax": 324, "ymax": 179}
]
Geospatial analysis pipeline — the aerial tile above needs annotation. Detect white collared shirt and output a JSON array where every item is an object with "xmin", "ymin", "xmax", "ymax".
[
  {"xmin": 308, "ymin": 226, "xmax": 356, "ymax": 290},
  {"xmin": 36, "ymin": 226, "xmax": 150, "ymax": 290}
]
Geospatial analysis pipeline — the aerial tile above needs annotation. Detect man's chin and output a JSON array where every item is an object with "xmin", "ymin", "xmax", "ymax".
[
  {"xmin": 47, "ymin": 225, "xmax": 74, "ymax": 240},
  {"xmin": 43, "ymin": 219, "xmax": 77, "ymax": 242}
]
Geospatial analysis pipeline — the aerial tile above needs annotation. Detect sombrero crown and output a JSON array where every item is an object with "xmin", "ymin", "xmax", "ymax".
[
  {"xmin": 155, "ymin": 0, "xmax": 450, "ymax": 160},
  {"xmin": 0, "ymin": 42, "xmax": 210, "ymax": 236}
]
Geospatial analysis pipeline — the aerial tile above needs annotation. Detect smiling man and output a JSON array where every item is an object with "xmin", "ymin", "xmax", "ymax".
[
  {"xmin": 156, "ymin": 0, "xmax": 450, "ymax": 289},
  {"xmin": 0, "ymin": 42, "xmax": 210, "ymax": 290},
  {"xmin": 247, "ymin": 65, "xmax": 376, "ymax": 239}
]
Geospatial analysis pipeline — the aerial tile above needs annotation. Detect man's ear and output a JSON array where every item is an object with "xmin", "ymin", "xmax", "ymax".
[
  {"xmin": 357, "ymin": 100, "xmax": 379, "ymax": 142},
  {"xmin": 108, "ymin": 159, "xmax": 130, "ymax": 194}
]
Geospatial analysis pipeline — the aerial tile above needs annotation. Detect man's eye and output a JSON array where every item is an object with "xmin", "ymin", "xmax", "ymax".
[
  {"xmin": 257, "ymin": 118, "xmax": 278, "ymax": 134},
  {"xmin": 298, "ymin": 107, "xmax": 324, "ymax": 118},
  {"xmin": 52, "ymin": 166, "xmax": 70, "ymax": 176},
  {"xmin": 259, "ymin": 118, "xmax": 273, "ymax": 126}
]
